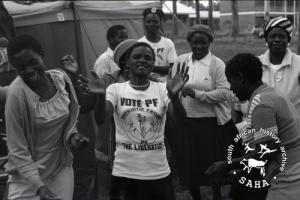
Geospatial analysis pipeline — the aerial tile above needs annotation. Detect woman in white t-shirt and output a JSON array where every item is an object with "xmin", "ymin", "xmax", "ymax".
[
  {"xmin": 138, "ymin": 8, "xmax": 177, "ymax": 82},
  {"xmin": 81, "ymin": 41, "xmax": 188, "ymax": 200}
]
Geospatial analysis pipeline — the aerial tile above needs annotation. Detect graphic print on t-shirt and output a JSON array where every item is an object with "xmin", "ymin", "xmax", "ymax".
[
  {"xmin": 156, "ymin": 48, "xmax": 164, "ymax": 65},
  {"xmin": 120, "ymin": 97, "xmax": 162, "ymax": 144}
]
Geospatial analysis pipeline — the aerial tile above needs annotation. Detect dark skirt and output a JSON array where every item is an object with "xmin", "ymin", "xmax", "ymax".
[{"xmin": 169, "ymin": 117, "xmax": 237, "ymax": 187}]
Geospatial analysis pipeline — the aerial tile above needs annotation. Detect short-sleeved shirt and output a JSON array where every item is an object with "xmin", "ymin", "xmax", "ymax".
[
  {"xmin": 246, "ymin": 84, "xmax": 300, "ymax": 181},
  {"xmin": 93, "ymin": 47, "xmax": 119, "ymax": 77},
  {"xmin": 106, "ymin": 81, "xmax": 170, "ymax": 180},
  {"xmin": 138, "ymin": 36, "xmax": 177, "ymax": 67}
]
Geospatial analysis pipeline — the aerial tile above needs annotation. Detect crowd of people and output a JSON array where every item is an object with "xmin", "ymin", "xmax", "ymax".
[{"xmin": 1, "ymin": 5, "xmax": 300, "ymax": 200}]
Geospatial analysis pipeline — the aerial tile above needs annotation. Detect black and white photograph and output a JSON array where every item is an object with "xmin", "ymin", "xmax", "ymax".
[{"xmin": 1, "ymin": 0, "xmax": 300, "ymax": 199}]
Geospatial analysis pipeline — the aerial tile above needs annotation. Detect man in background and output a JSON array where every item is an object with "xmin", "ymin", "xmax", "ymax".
[{"xmin": 94, "ymin": 25, "xmax": 128, "ymax": 77}]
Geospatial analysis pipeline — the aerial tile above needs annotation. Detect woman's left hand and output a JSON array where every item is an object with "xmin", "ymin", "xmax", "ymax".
[
  {"xmin": 166, "ymin": 62, "xmax": 189, "ymax": 98},
  {"xmin": 70, "ymin": 133, "xmax": 89, "ymax": 150}
]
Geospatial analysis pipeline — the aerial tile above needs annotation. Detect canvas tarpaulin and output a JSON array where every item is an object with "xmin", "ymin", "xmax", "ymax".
[{"xmin": 4, "ymin": 0, "xmax": 161, "ymax": 72}]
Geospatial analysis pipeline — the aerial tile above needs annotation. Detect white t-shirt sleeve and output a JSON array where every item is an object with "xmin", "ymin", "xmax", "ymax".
[
  {"xmin": 106, "ymin": 83, "xmax": 118, "ymax": 107},
  {"xmin": 167, "ymin": 40, "xmax": 177, "ymax": 64}
]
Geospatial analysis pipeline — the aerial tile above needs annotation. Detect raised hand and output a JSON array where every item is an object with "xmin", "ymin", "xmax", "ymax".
[
  {"xmin": 60, "ymin": 54, "xmax": 78, "ymax": 74},
  {"xmin": 166, "ymin": 62, "xmax": 189, "ymax": 98},
  {"xmin": 78, "ymin": 70, "xmax": 105, "ymax": 94},
  {"xmin": 181, "ymin": 87, "xmax": 195, "ymax": 98}
]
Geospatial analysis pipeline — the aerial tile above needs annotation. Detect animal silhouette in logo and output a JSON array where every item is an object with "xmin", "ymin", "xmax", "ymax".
[
  {"xmin": 244, "ymin": 143, "xmax": 255, "ymax": 154},
  {"xmin": 240, "ymin": 158, "xmax": 267, "ymax": 177},
  {"xmin": 258, "ymin": 144, "xmax": 277, "ymax": 158}
]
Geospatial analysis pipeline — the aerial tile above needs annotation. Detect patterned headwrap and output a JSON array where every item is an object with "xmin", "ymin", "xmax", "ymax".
[{"xmin": 264, "ymin": 16, "xmax": 293, "ymax": 41}]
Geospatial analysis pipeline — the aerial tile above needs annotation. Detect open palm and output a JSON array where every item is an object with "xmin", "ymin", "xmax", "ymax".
[
  {"xmin": 167, "ymin": 62, "xmax": 189, "ymax": 98},
  {"xmin": 78, "ymin": 71, "xmax": 105, "ymax": 94}
]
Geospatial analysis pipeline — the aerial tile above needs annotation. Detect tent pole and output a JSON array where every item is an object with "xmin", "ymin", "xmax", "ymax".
[{"xmin": 70, "ymin": 1, "xmax": 86, "ymax": 75}]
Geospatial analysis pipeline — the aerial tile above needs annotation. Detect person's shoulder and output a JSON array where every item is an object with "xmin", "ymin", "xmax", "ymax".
[
  {"xmin": 138, "ymin": 36, "xmax": 146, "ymax": 42},
  {"xmin": 107, "ymin": 81, "xmax": 126, "ymax": 91},
  {"xmin": 257, "ymin": 50, "xmax": 268, "ymax": 61},
  {"xmin": 7, "ymin": 77, "xmax": 25, "ymax": 102},
  {"xmin": 176, "ymin": 52, "xmax": 191, "ymax": 60},
  {"xmin": 161, "ymin": 36, "xmax": 175, "ymax": 45},
  {"xmin": 8, "ymin": 76, "xmax": 21, "ymax": 91},
  {"xmin": 211, "ymin": 54, "xmax": 225, "ymax": 66},
  {"xmin": 151, "ymin": 81, "xmax": 167, "ymax": 92},
  {"xmin": 94, "ymin": 51, "xmax": 110, "ymax": 64},
  {"xmin": 258, "ymin": 88, "xmax": 286, "ymax": 108},
  {"xmin": 291, "ymin": 50, "xmax": 300, "ymax": 61}
]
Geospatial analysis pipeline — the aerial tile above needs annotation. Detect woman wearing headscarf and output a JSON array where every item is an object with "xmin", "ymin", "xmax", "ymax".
[
  {"xmin": 81, "ymin": 41, "xmax": 188, "ymax": 200},
  {"xmin": 172, "ymin": 24, "xmax": 237, "ymax": 200},
  {"xmin": 94, "ymin": 39, "xmax": 137, "ymax": 199},
  {"xmin": 258, "ymin": 16, "xmax": 300, "ymax": 115}
]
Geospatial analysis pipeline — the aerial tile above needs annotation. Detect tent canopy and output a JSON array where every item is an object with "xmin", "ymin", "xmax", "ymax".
[{"xmin": 4, "ymin": 1, "xmax": 161, "ymax": 70}]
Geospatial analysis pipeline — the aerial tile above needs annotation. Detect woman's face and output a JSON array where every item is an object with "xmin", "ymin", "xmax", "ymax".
[
  {"xmin": 144, "ymin": 13, "xmax": 161, "ymax": 34},
  {"xmin": 127, "ymin": 45, "xmax": 154, "ymax": 78},
  {"xmin": 12, "ymin": 49, "xmax": 46, "ymax": 85},
  {"xmin": 189, "ymin": 32, "xmax": 210, "ymax": 60},
  {"xmin": 266, "ymin": 27, "xmax": 289, "ymax": 55}
]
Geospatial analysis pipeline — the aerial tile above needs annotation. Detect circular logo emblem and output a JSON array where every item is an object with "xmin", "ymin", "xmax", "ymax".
[
  {"xmin": 121, "ymin": 107, "xmax": 161, "ymax": 143},
  {"xmin": 227, "ymin": 128, "xmax": 287, "ymax": 189}
]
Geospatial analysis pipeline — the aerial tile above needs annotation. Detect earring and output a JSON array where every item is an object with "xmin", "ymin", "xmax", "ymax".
[
  {"xmin": 288, "ymin": 43, "xmax": 290, "ymax": 46},
  {"xmin": 265, "ymin": 43, "xmax": 268, "ymax": 47}
]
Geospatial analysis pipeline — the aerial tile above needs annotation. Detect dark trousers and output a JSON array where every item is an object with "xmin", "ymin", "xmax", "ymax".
[{"xmin": 110, "ymin": 175, "xmax": 175, "ymax": 200}]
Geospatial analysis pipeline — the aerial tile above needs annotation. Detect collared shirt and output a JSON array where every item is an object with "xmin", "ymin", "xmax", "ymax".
[
  {"xmin": 94, "ymin": 47, "xmax": 119, "ymax": 77},
  {"xmin": 258, "ymin": 49, "xmax": 300, "ymax": 115},
  {"xmin": 181, "ymin": 52, "xmax": 216, "ymax": 118}
]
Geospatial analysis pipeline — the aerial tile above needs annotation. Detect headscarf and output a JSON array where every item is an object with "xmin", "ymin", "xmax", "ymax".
[
  {"xmin": 264, "ymin": 16, "xmax": 293, "ymax": 41},
  {"xmin": 186, "ymin": 24, "xmax": 214, "ymax": 43},
  {"xmin": 113, "ymin": 39, "xmax": 138, "ymax": 68}
]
